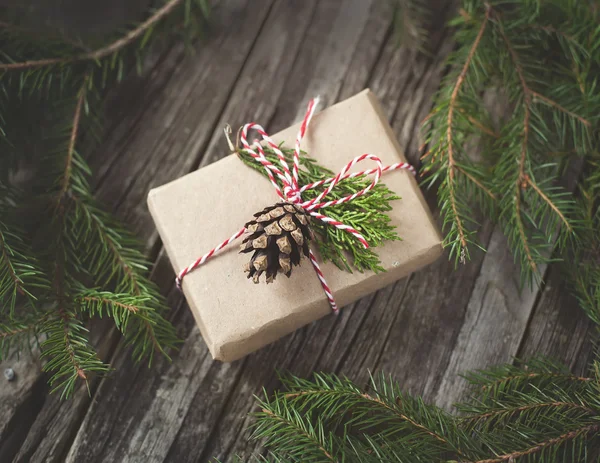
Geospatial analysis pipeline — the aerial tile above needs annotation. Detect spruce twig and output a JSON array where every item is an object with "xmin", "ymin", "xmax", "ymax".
[
  {"xmin": 0, "ymin": 0, "xmax": 185, "ymax": 71},
  {"xmin": 0, "ymin": 0, "xmax": 207, "ymax": 397},
  {"xmin": 444, "ymin": 4, "xmax": 490, "ymax": 263},
  {"xmin": 249, "ymin": 1, "xmax": 600, "ymax": 461},
  {"xmin": 422, "ymin": 0, "xmax": 597, "ymax": 285}
]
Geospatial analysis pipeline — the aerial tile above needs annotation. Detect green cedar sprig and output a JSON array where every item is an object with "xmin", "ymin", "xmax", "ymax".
[{"xmin": 238, "ymin": 146, "xmax": 401, "ymax": 273}]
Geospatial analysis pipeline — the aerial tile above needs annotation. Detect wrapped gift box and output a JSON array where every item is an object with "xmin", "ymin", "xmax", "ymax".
[{"xmin": 148, "ymin": 89, "xmax": 443, "ymax": 362}]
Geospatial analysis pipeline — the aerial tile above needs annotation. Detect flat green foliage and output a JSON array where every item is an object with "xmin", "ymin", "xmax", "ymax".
[
  {"xmin": 238, "ymin": 147, "xmax": 401, "ymax": 273},
  {"xmin": 0, "ymin": 0, "xmax": 209, "ymax": 398}
]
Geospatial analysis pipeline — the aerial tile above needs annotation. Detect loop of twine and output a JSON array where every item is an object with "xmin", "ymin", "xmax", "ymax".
[{"xmin": 176, "ymin": 97, "xmax": 416, "ymax": 313}]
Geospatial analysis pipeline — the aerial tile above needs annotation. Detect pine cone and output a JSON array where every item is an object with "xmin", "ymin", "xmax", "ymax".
[{"xmin": 240, "ymin": 202, "xmax": 312, "ymax": 283}]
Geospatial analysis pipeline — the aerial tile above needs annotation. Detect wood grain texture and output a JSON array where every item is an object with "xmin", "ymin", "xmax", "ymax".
[
  {"xmin": 431, "ymin": 227, "xmax": 549, "ymax": 410},
  {"xmin": 1, "ymin": 319, "xmax": 118, "ymax": 463},
  {"xmin": 1, "ymin": 0, "xmax": 276, "ymax": 460},
  {"xmin": 1, "ymin": 0, "xmax": 595, "ymax": 461},
  {"xmin": 519, "ymin": 265, "xmax": 596, "ymax": 376},
  {"xmin": 0, "ymin": 352, "xmax": 45, "ymax": 462}
]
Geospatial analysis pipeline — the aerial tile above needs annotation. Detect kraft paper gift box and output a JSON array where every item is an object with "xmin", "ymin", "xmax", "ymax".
[{"xmin": 148, "ymin": 89, "xmax": 443, "ymax": 362}]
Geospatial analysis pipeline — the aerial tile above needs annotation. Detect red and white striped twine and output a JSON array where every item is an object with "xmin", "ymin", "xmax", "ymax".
[{"xmin": 175, "ymin": 97, "xmax": 416, "ymax": 313}]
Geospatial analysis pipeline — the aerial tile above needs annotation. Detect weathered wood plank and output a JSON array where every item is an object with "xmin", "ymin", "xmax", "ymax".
[
  {"xmin": 64, "ymin": 0, "xmax": 338, "ymax": 460},
  {"xmin": 181, "ymin": 4, "xmax": 470, "ymax": 460},
  {"xmin": 431, "ymin": 227, "xmax": 548, "ymax": 410},
  {"xmin": 91, "ymin": 0, "xmax": 278, "ymax": 245},
  {"xmin": 64, "ymin": 1, "xmax": 407, "ymax": 461},
  {"xmin": 430, "ymin": 164, "xmax": 588, "ymax": 411},
  {"xmin": 518, "ymin": 265, "xmax": 596, "ymax": 375},
  {"xmin": 11, "ymin": 322, "xmax": 118, "ymax": 463},
  {"xmin": 0, "ymin": 354, "xmax": 45, "ymax": 462},
  {"xmin": 0, "ymin": 0, "xmax": 277, "ymax": 460},
  {"xmin": 5, "ymin": 0, "xmax": 594, "ymax": 461}
]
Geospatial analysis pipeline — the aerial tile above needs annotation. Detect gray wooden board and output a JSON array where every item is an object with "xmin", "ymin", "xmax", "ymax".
[{"xmin": 0, "ymin": 0, "xmax": 595, "ymax": 461}]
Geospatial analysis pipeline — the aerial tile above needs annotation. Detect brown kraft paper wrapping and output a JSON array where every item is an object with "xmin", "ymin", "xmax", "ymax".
[{"xmin": 147, "ymin": 89, "xmax": 443, "ymax": 362}]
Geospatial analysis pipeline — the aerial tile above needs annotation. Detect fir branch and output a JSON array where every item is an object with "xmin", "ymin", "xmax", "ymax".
[
  {"xmin": 67, "ymin": 196, "xmax": 179, "ymax": 363},
  {"xmin": 275, "ymin": 373, "xmax": 467, "ymax": 457},
  {"xmin": 0, "ymin": 0, "xmax": 208, "ymax": 398},
  {"xmin": 423, "ymin": 0, "xmax": 596, "ymax": 283},
  {"xmin": 444, "ymin": 4, "xmax": 491, "ymax": 261},
  {"xmin": 461, "ymin": 400, "xmax": 596, "ymax": 424},
  {"xmin": 496, "ymin": 15, "xmax": 538, "ymax": 275},
  {"xmin": 40, "ymin": 311, "xmax": 110, "ymax": 398},
  {"xmin": 0, "ymin": 313, "xmax": 48, "ymax": 360},
  {"xmin": 0, "ymin": 0, "xmax": 185, "ymax": 71},
  {"xmin": 525, "ymin": 176, "xmax": 572, "ymax": 232},
  {"xmin": 74, "ymin": 287, "xmax": 177, "ymax": 363},
  {"xmin": 0, "ymin": 219, "xmax": 50, "ymax": 314},
  {"xmin": 531, "ymin": 91, "xmax": 592, "ymax": 128},
  {"xmin": 57, "ymin": 75, "xmax": 87, "ymax": 202},
  {"xmin": 470, "ymin": 423, "xmax": 600, "ymax": 463},
  {"xmin": 254, "ymin": 406, "xmax": 336, "ymax": 462}
]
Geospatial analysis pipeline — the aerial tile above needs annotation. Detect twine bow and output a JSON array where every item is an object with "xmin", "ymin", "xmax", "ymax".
[{"xmin": 176, "ymin": 97, "xmax": 416, "ymax": 313}]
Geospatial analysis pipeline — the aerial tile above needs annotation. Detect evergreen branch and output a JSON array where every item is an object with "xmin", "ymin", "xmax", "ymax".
[
  {"xmin": 470, "ymin": 423, "xmax": 600, "ymax": 463},
  {"xmin": 58, "ymin": 76, "xmax": 87, "ymax": 202},
  {"xmin": 496, "ymin": 16, "xmax": 538, "ymax": 274},
  {"xmin": 0, "ymin": 0, "xmax": 185, "ymax": 71},
  {"xmin": 70, "ymin": 194, "xmax": 145, "ymax": 295},
  {"xmin": 67, "ymin": 194, "xmax": 178, "ymax": 363},
  {"xmin": 0, "ymin": 218, "xmax": 50, "ymax": 315},
  {"xmin": 0, "ymin": 314, "xmax": 47, "ymax": 360},
  {"xmin": 60, "ymin": 313, "xmax": 87, "ymax": 380},
  {"xmin": 74, "ymin": 288, "xmax": 177, "ymax": 363},
  {"xmin": 284, "ymin": 387, "xmax": 458, "ymax": 450},
  {"xmin": 41, "ymin": 311, "xmax": 110, "ymax": 397},
  {"xmin": 462, "ymin": 401, "xmax": 596, "ymax": 423},
  {"xmin": 461, "ymin": 111, "xmax": 500, "ymax": 138},
  {"xmin": 531, "ymin": 91, "xmax": 591, "ymax": 128},
  {"xmin": 526, "ymin": 176, "xmax": 573, "ymax": 232},
  {"xmin": 361, "ymin": 391, "xmax": 456, "ymax": 450},
  {"xmin": 257, "ymin": 408, "xmax": 335, "ymax": 462},
  {"xmin": 80, "ymin": 295, "xmax": 140, "ymax": 314},
  {"xmin": 455, "ymin": 166, "xmax": 496, "ymax": 200},
  {"xmin": 445, "ymin": 5, "xmax": 491, "ymax": 257},
  {"xmin": 275, "ymin": 373, "xmax": 466, "ymax": 457}
]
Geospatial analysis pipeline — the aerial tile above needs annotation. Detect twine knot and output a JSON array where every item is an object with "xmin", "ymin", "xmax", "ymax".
[{"xmin": 176, "ymin": 97, "xmax": 416, "ymax": 313}]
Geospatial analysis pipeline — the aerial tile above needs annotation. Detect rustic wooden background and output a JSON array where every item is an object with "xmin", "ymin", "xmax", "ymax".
[{"xmin": 0, "ymin": 0, "xmax": 595, "ymax": 461}]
